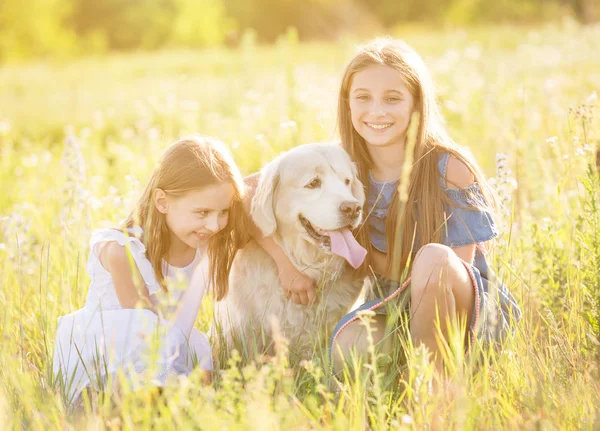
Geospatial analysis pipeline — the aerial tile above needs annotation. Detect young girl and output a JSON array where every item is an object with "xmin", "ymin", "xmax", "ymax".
[
  {"xmin": 53, "ymin": 135, "xmax": 248, "ymax": 404},
  {"xmin": 252, "ymin": 37, "xmax": 521, "ymax": 374}
]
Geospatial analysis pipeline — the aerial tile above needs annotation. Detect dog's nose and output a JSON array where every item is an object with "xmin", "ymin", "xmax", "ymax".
[{"xmin": 339, "ymin": 201, "xmax": 361, "ymax": 219}]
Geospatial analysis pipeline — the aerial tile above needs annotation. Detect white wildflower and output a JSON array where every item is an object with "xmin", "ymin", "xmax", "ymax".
[
  {"xmin": 279, "ymin": 120, "xmax": 297, "ymax": 130},
  {"xmin": 490, "ymin": 153, "xmax": 518, "ymax": 231},
  {"xmin": 586, "ymin": 91, "xmax": 597, "ymax": 104},
  {"xmin": 60, "ymin": 135, "xmax": 91, "ymax": 246},
  {"xmin": 0, "ymin": 120, "xmax": 11, "ymax": 135}
]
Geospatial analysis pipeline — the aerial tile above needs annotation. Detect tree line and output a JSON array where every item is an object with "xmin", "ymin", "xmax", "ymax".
[{"xmin": 0, "ymin": 0, "xmax": 597, "ymax": 61}]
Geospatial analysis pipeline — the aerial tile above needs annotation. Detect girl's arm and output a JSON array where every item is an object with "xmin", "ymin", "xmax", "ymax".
[
  {"xmin": 101, "ymin": 240, "xmax": 209, "ymax": 337},
  {"xmin": 99, "ymin": 241, "xmax": 155, "ymax": 310},
  {"xmin": 245, "ymin": 173, "xmax": 317, "ymax": 305},
  {"xmin": 446, "ymin": 155, "xmax": 477, "ymax": 263},
  {"xmin": 172, "ymin": 253, "xmax": 210, "ymax": 336}
]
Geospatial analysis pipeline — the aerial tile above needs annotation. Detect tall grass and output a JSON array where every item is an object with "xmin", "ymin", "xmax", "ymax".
[{"xmin": 1, "ymin": 21, "xmax": 599, "ymax": 429}]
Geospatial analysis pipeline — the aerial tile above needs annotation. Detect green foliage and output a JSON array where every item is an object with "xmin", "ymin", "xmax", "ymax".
[
  {"xmin": 577, "ymin": 163, "xmax": 600, "ymax": 346},
  {"xmin": 572, "ymin": 96, "xmax": 600, "ymax": 348},
  {"xmin": 170, "ymin": 0, "xmax": 236, "ymax": 47},
  {"xmin": 365, "ymin": 0, "xmax": 569, "ymax": 25},
  {"xmin": 443, "ymin": 0, "xmax": 565, "ymax": 25},
  {"xmin": 223, "ymin": 0, "xmax": 380, "ymax": 42},
  {"xmin": 1, "ymin": 0, "xmax": 596, "ymax": 62},
  {"xmin": 69, "ymin": 0, "xmax": 178, "ymax": 51},
  {"xmin": 0, "ymin": 0, "xmax": 76, "ymax": 62}
]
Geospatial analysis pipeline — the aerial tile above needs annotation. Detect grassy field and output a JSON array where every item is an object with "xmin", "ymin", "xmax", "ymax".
[{"xmin": 1, "ymin": 21, "xmax": 600, "ymax": 429}]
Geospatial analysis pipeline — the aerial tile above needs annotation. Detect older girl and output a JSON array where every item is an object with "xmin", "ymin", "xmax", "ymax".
[{"xmin": 328, "ymin": 37, "xmax": 521, "ymax": 373}]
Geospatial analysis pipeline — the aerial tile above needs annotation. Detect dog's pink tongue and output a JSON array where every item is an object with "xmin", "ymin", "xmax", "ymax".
[{"xmin": 327, "ymin": 228, "xmax": 367, "ymax": 269}]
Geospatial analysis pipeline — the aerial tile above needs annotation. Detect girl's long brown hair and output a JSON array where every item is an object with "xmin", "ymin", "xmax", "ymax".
[
  {"xmin": 123, "ymin": 135, "xmax": 249, "ymax": 300},
  {"xmin": 338, "ymin": 37, "xmax": 499, "ymax": 282}
]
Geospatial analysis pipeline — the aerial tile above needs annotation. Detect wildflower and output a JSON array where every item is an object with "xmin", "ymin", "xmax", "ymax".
[
  {"xmin": 540, "ymin": 217, "xmax": 552, "ymax": 231},
  {"xmin": 402, "ymin": 415, "xmax": 414, "ymax": 425},
  {"xmin": 121, "ymin": 128, "xmax": 135, "ymax": 140},
  {"xmin": 464, "ymin": 44, "xmax": 482, "ymax": 60},
  {"xmin": 21, "ymin": 154, "xmax": 39, "ymax": 168},
  {"xmin": 92, "ymin": 110, "xmax": 105, "ymax": 130},
  {"xmin": 279, "ymin": 120, "xmax": 297, "ymax": 130},
  {"xmin": 0, "ymin": 120, "xmax": 11, "ymax": 135},
  {"xmin": 1, "ymin": 210, "xmax": 35, "ymax": 268},
  {"xmin": 60, "ymin": 135, "xmax": 91, "ymax": 247},
  {"xmin": 181, "ymin": 100, "xmax": 199, "ymax": 112},
  {"xmin": 491, "ymin": 153, "xmax": 518, "ymax": 223},
  {"xmin": 147, "ymin": 127, "xmax": 161, "ymax": 141}
]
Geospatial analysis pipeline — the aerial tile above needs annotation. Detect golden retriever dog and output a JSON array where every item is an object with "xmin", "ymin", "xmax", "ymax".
[{"xmin": 212, "ymin": 143, "xmax": 367, "ymax": 361}]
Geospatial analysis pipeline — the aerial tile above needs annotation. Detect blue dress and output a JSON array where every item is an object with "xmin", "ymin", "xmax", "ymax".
[{"xmin": 330, "ymin": 153, "xmax": 521, "ymax": 357}]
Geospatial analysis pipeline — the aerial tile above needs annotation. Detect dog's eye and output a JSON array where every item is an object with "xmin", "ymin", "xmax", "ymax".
[
  {"xmin": 345, "ymin": 179, "xmax": 351, "ymax": 186},
  {"xmin": 305, "ymin": 178, "xmax": 321, "ymax": 189}
]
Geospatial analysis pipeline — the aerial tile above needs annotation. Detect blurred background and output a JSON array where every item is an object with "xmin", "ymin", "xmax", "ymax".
[{"xmin": 0, "ymin": 0, "xmax": 597, "ymax": 61}]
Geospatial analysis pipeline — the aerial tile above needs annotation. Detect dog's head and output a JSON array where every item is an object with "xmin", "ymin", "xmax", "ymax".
[{"xmin": 251, "ymin": 144, "xmax": 366, "ymax": 265}]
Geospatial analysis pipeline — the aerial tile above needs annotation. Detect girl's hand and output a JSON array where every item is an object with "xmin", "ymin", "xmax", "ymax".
[{"xmin": 277, "ymin": 259, "xmax": 317, "ymax": 306}]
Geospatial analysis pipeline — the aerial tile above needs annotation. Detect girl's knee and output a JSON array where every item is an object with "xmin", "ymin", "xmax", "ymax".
[
  {"xmin": 411, "ymin": 243, "xmax": 466, "ymax": 298},
  {"xmin": 413, "ymin": 243, "xmax": 453, "ymax": 283},
  {"xmin": 411, "ymin": 243, "xmax": 475, "ymax": 316},
  {"xmin": 416, "ymin": 243, "xmax": 468, "ymax": 274}
]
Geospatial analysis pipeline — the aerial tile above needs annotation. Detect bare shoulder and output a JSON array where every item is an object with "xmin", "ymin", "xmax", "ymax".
[
  {"xmin": 97, "ymin": 239, "xmax": 150, "ymax": 307},
  {"xmin": 445, "ymin": 155, "xmax": 475, "ymax": 188},
  {"xmin": 98, "ymin": 241, "xmax": 131, "ymax": 273}
]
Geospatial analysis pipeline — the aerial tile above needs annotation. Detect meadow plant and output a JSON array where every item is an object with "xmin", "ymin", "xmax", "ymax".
[{"xmin": 59, "ymin": 135, "xmax": 91, "ymax": 247}]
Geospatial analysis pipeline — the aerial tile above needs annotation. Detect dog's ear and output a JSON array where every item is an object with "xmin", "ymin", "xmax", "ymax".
[
  {"xmin": 350, "ymin": 162, "xmax": 366, "ymax": 205},
  {"xmin": 251, "ymin": 155, "xmax": 282, "ymax": 237}
]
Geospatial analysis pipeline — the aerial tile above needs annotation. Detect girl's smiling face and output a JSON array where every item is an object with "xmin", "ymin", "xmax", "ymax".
[
  {"xmin": 155, "ymin": 182, "xmax": 234, "ymax": 250},
  {"xmin": 349, "ymin": 64, "xmax": 415, "ymax": 149}
]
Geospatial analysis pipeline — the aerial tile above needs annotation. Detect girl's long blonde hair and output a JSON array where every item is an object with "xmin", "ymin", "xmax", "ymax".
[
  {"xmin": 338, "ymin": 37, "xmax": 499, "ymax": 281},
  {"xmin": 123, "ymin": 135, "xmax": 249, "ymax": 300}
]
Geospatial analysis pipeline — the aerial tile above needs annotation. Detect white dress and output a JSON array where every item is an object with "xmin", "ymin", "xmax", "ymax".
[{"xmin": 52, "ymin": 227, "xmax": 213, "ymax": 404}]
